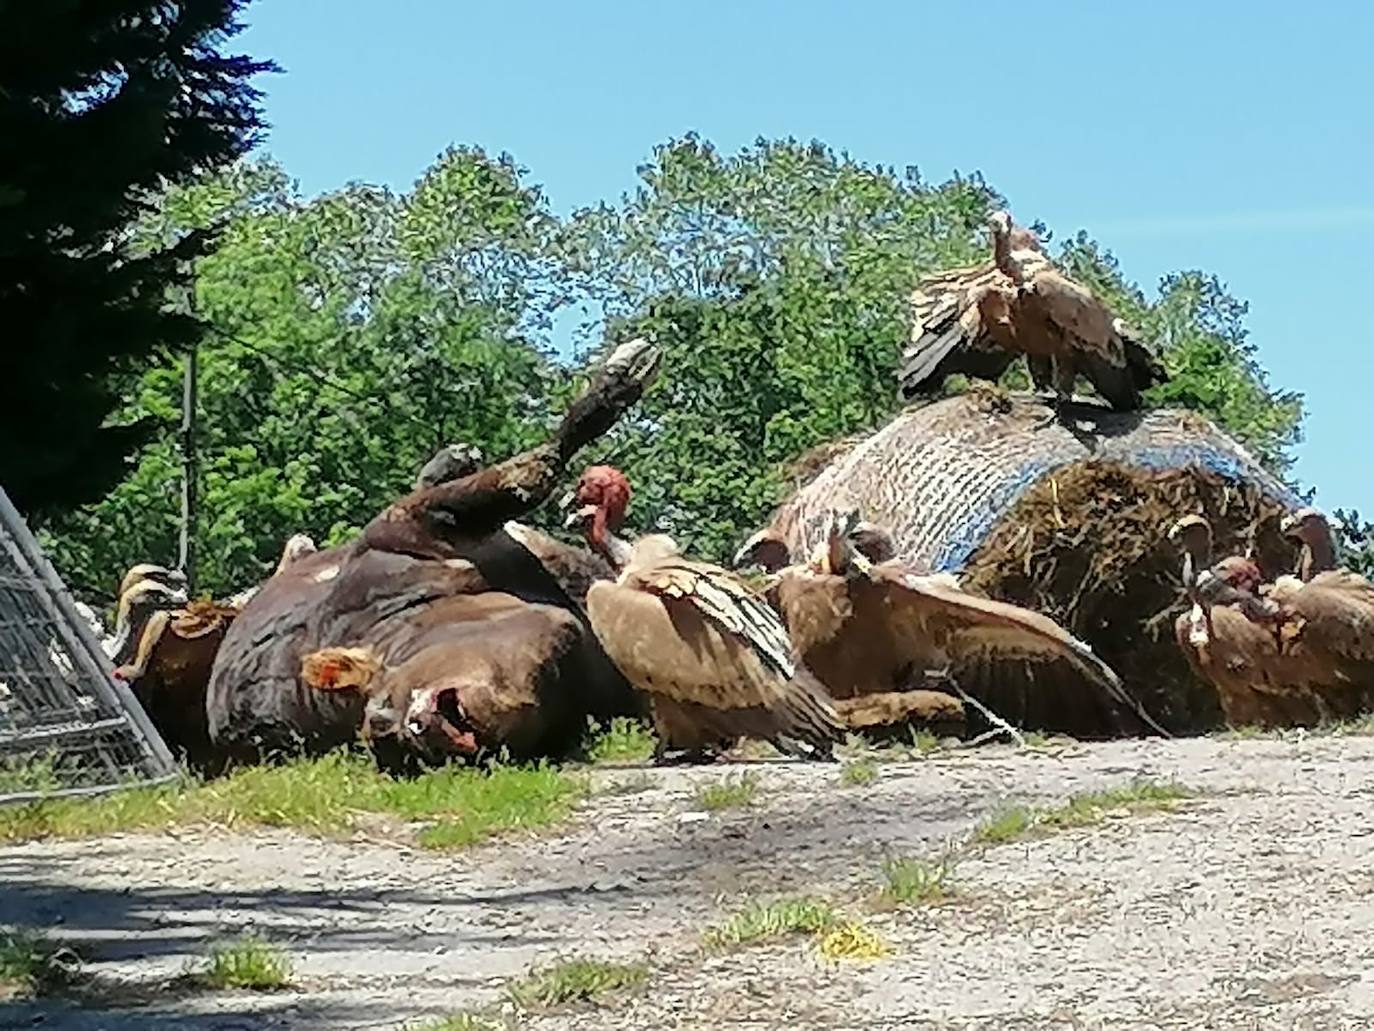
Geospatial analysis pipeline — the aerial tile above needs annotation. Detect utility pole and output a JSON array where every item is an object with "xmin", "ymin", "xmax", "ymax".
[{"xmin": 178, "ymin": 343, "xmax": 198, "ymax": 594}]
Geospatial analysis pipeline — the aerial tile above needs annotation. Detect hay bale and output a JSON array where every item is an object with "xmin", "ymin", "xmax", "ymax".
[{"xmin": 757, "ymin": 391, "xmax": 1305, "ymax": 733}]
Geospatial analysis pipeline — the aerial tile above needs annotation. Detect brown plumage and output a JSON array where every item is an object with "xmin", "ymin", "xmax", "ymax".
[
  {"xmin": 772, "ymin": 510, "xmax": 1164, "ymax": 740},
  {"xmin": 1264, "ymin": 509, "xmax": 1374, "ymax": 709},
  {"xmin": 564, "ymin": 467, "xmax": 842, "ymax": 762},
  {"xmin": 833, "ymin": 690, "xmax": 966, "ymax": 742},
  {"xmin": 899, "ymin": 211, "xmax": 1166, "ymax": 414},
  {"xmin": 206, "ymin": 339, "xmax": 660, "ymax": 765},
  {"xmin": 1166, "ymin": 515, "xmax": 1331, "ymax": 727}
]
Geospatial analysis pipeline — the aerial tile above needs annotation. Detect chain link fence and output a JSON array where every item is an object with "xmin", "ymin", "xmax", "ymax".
[{"xmin": 0, "ymin": 487, "xmax": 178, "ymax": 804}]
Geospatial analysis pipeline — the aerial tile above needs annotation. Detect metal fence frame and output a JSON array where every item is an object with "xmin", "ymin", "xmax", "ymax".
[{"xmin": 0, "ymin": 486, "xmax": 179, "ymax": 804}]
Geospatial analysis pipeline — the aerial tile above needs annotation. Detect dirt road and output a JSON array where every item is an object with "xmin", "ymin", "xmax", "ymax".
[{"xmin": 5, "ymin": 733, "xmax": 1374, "ymax": 1030}]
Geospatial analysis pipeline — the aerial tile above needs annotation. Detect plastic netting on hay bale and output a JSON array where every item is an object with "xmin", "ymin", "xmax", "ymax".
[{"xmin": 758, "ymin": 390, "xmax": 1306, "ymax": 734}]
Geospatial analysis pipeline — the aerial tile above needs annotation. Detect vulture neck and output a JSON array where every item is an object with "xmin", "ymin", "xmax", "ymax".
[
  {"xmin": 1299, "ymin": 531, "xmax": 1337, "ymax": 581},
  {"xmin": 991, "ymin": 226, "xmax": 1014, "ymax": 278},
  {"xmin": 586, "ymin": 514, "xmax": 635, "ymax": 572}
]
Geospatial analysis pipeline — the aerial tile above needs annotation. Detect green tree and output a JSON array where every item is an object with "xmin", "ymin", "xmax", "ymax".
[
  {"xmin": 43, "ymin": 151, "xmax": 563, "ymax": 598},
  {"xmin": 1, "ymin": 0, "xmax": 273, "ymax": 518}
]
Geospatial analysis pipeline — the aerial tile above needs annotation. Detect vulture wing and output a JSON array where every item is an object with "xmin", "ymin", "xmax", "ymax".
[
  {"xmin": 1292, "ymin": 572, "xmax": 1374, "ymax": 665},
  {"xmin": 875, "ymin": 568, "xmax": 1169, "ymax": 736},
  {"xmin": 585, "ymin": 560, "xmax": 840, "ymax": 750},
  {"xmin": 898, "ymin": 264, "xmax": 1020, "ymax": 400}
]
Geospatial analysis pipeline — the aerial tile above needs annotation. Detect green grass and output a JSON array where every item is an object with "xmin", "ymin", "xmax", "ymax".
[
  {"xmin": 879, "ymin": 854, "xmax": 955, "ymax": 906},
  {"xmin": 694, "ymin": 772, "xmax": 759, "ymax": 811},
  {"xmin": 973, "ymin": 805, "xmax": 1036, "ymax": 845},
  {"xmin": 840, "ymin": 757, "xmax": 878, "ymax": 787},
  {"xmin": 199, "ymin": 934, "xmax": 292, "ymax": 991},
  {"xmin": 0, "ymin": 751, "xmax": 584, "ymax": 850},
  {"xmin": 506, "ymin": 956, "xmax": 648, "ymax": 1010},
  {"xmin": 408, "ymin": 1015, "xmax": 502, "ymax": 1031},
  {"xmin": 974, "ymin": 780, "xmax": 1195, "ymax": 846},
  {"xmin": 583, "ymin": 717, "xmax": 657, "ymax": 764},
  {"xmin": 0, "ymin": 927, "xmax": 78, "ymax": 999},
  {"xmin": 704, "ymin": 896, "xmax": 838, "ymax": 949},
  {"xmin": 0, "ymin": 753, "xmax": 63, "ymax": 796}
]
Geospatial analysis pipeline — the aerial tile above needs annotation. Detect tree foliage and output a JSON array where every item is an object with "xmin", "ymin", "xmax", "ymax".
[
  {"xmin": 0, "ymin": 0, "xmax": 273, "ymax": 518},
  {"xmin": 43, "ymin": 151, "xmax": 561, "ymax": 597},
  {"xmin": 39, "ymin": 133, "xmax": 1325, "ymax": 595}
]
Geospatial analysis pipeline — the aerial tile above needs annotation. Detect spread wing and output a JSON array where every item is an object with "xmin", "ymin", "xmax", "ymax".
[
  {"xmin": 875, "ymin": 568, "xmax": 1169, "ymax": 737},
  {"xmin": 586, "ymin": 561, "xmax": 840, "ymax": 750},
  {"xmin": 898, "ymin": 263, "xmax": 1020, "ymax": 400},
  {"xmin": 1023, "ymin": 268, "xmax": 1166, "ymax": 410}
]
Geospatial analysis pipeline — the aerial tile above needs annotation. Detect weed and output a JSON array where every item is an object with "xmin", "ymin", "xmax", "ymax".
[
  {"xmin": 408, "ymin": 1014, "xmax": 502, "ymax": 1031},
  {"xmin": 0, "ymin": 752, "xmax": 584, "ymax": 851},
  {"xmin": 694, "ymin": 772, "xmax": 758, "ymax": 811},
  {"xmin": 973, "ymin": 805, "xmax": 1036, "ymax": 845},
  {"xmin": 816, "ymin": 920, "xmax": 892, "ymax": 961},
  {"xmin": 879, "ymin": 854, "xmax": 955, "ymax": 905},
  {"xmin": 705, "ymin": 896, "xmax": 838, "ymax": 949},
  {"xmin": 506, "ymin": 956, "xmax": 647, "ymax": 1010},
  {"xmin": 973, "ymin": 780, "xmax": 1195, "ymax": 846},
  {"xmin": 584, "ymin": 718, "xmax": 657, "ymax": 764},
  {"xmin": 199, "ymin": 934, "xmax": 292, "ymax": 990},
  {"xmin": 840, "ymin": 758, "xmax": 878, "ymax": 787},
  {"xmin": 0, "ymin": 927, "xmax": 79, "ymax": 999},
  {"xmin": 0, "ymin": 754, "xmax": 62, "ymax": 796}
]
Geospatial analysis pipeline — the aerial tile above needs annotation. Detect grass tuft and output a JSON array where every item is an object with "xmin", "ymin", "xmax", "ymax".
[
  {"xmin": 507, "ymin": 956, "xmax": 648, "ymax": 1010},
  {"xmin": 705, "ymin": 896, "xmax": 838, "ymax": 949},
  {"xmin": 879, "ymin": 854, "xmax": 955, "ymax": 906},
  {"xmin": 693, "ymin": 772, "xmax": 759, "ymax": 811},
  {"xmin": 840, "ymin": 758, "xmax": 878, "ymax": 787},
  {"xmin": 199, "ymin": 934, "xmax": 292, "ymax": 991},
  {"xmin": 0, "ymin": 754, "xmax": 63, "ymax": 796},
  {"xmin": 974, "ymin": 780, "xmax": 1195, "ymax": 846},
  {"xmin": 0, "ymin": 927, "xmax": 79, "ymax": 999},
  {"xmin": 816, "ymin": 920, "xmax": 892, "ymax": 961},
  {"xmin": 407, "ymin": 1015, "xmax": 502, "ymax": 1031},
  {"xmin": 584, "ymin": 718, "xmax": 657, "ymax": 764},
  {"xmin": 0, "ymin": 752, "xmax": 584, "ymax": 850}
]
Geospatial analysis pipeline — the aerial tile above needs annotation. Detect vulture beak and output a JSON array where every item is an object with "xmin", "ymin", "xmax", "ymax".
[{"xmin": 563, "ymin": 502, "xmax": 599, "ymax": 530}]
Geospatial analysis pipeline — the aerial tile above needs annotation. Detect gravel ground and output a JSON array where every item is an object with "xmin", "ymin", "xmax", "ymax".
[{"xmin": 5, "ymin": 734, "xmax": 1374, "ymax": 1030}]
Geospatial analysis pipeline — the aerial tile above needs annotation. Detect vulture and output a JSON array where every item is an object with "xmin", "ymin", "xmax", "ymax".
[
  {"xmin": 1263, "ymin": 508, "xmax": 1374, "ymax": 710},
  {"xmin": 205, "ymin": 338, "xmax": 661, "ymax": 766},
  {"xmin": 110, "ymin": 539, "xmax": 317, "ymax": 775},
  {"xmin": 898, "ymin": 210, "xmax": 1167, "ymax": 417},
  {"xmin": 561, "ymin": 465, "xmax": 843, "ymax": 763},
  {"xmin": 768, "ymin": 510, "xmax": 1165, "ymax": 740},
  {"xmin": 1166, "ymin": 515, "xmax": 1330, "ymax": 727}
]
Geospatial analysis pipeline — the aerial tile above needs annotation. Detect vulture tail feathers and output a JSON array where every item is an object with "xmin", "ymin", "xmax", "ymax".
[{"xmin": 772, "ymin": 665, "xmax": 844, "ymax": 759}]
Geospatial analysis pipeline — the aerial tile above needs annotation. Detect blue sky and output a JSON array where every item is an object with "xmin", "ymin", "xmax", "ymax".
[{"xmin": 239, "ymin": 0, "xmax": 1372, "ymax": 515}]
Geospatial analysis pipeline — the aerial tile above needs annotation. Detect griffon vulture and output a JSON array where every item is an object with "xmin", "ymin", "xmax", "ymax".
[
  {"xmin": 562, "ymin": 465, "xmax": 843, "ymax": 763},
  {"xmin": 899, "ymin": 211, "xmax": 1166, "ymax": 417}
]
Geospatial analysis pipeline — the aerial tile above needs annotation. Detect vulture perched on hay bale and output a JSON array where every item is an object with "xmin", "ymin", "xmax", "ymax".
[
  {"xmin": 741, "ymin": 392, "xmax": 1308, "ymax": 732},
  {"xmin": 205, "ymin": 338, "xmax": 660, "ymax": 767},
  {"xmin": 1264, "ymin": 509, "xmax": 1374, "ymax": 711},
  {"xmin": 562, "ymin": 465, "xmax": 843, "ymax": 763},
  {"xmin": 767, "ymin": 510, "xmax": 1161, "ymax": 740},
  {"xmin": 1166, "ymin": 515, "xmax": 1327, "ymax": 729},
  {"xmin": 899, "ymin": 211, "xmax": 1167, "ymax": 417}
]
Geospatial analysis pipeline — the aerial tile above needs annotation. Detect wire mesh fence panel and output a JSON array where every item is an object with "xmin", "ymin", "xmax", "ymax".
[{"xmin": 0, "ymin": 487, "xmax": 178, "ymax": 805}]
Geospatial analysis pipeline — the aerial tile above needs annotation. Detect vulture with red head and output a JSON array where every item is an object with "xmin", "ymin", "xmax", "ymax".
[
  {"xmin": 766, "ymin": 510, "xmax": 1163, "ymax": 740},
  {"xmin": 205, "ymin": 339, "xmax": 660, "ymax": 767},
  {"xmin": 562, "ymin": 465, "xmax": 843, "ymax": 763},
  {"xmin": 898, "ymin": 211, "xmax": 1167, "ymax": 417},
  {"xmin": 1166, "ymin": 515, "xmax": 1330, "ymax": 727},
  {"xmin": 1263, "ymin": 508, "xmax": 1374, "ymax": 710}
]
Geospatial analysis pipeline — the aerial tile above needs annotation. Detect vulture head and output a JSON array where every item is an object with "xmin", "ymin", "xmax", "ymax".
[
  {"xmin": 1212, "ymin": 556, "xmax": 1265, "ymax": 595},
  {"xmin": 733, "ymin": 528, "xmax": 791, "ymax": 573},
  {"xmin": 1280, "ymin": 507, "xmax": 1336, "ymax": 545},
  {"xmin": 415, "ymin": 443, "xmax": 486, "ymax": 490},
  {"xmin": 812, "ymin": 509, "xmax": 870, "ymax": 577},
  {"xmin": 116, "ymin": 563, "xmax": 187, "ymax": 604},
  {"xmin": 276, "ymin": 533, "xmax": 318, "ymax": 573},
  {"xmin": 108, "ymin": 577, "xmax": 190, "ymax": 667},
  {"xmin": 561, "ymin": 464, "xmax": 631, "ymax": 548},
  {"xmin": 987, "ymin": 210, "xmax": 1013, "ymax": 238}
]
